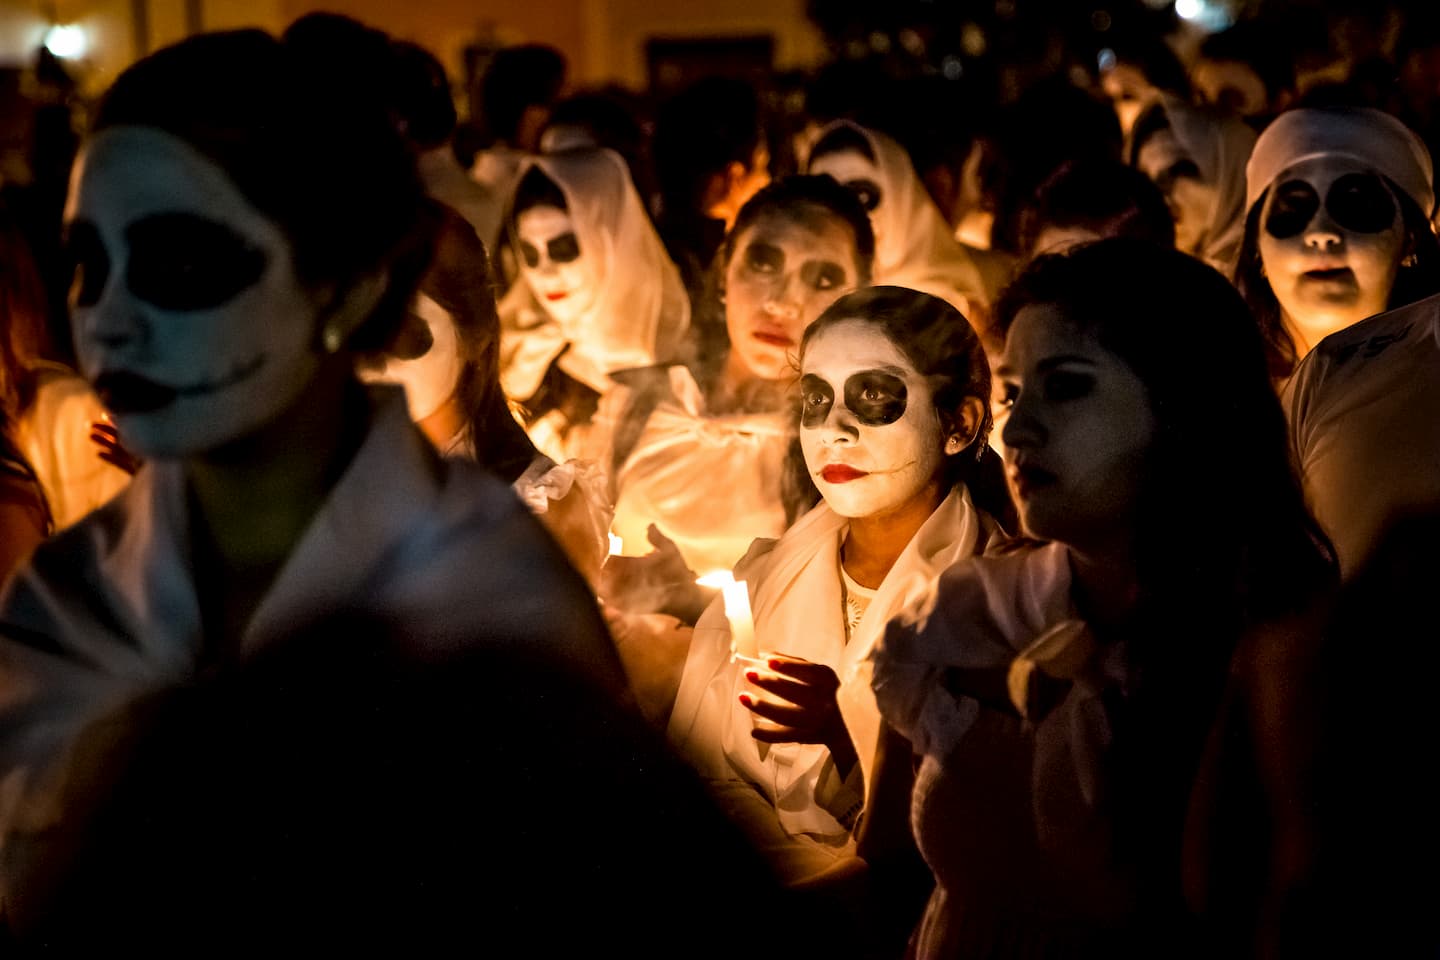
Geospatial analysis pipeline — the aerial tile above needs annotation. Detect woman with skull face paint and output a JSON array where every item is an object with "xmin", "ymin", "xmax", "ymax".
[
  {"xmin": 498, "ymin": 149, "xmax": 690, "ymax": 462},
  {"xmin": 1235, "ymin": 106, "xmax": 1440, "ymax": 380},
  {"xmin": 806, "ymin": 121, "xmax": 997, "ymax": 323},
  {"xmin": 872, "ymin": 241, "xmax": 1336, "ymax": 956},
  {"xmin": 667, "ymin": 287, "xmax": 1009, "ymax": 893},
  {"xmin": 1129, "ymin": 96, "xmax": 1256, "ymax": 274},
  {"xmin": 0, "ymin": 23, "xmax": 625, "ymax": 899},
  {"xmin": 591, "ymin": 176, "xmax": 874, "ymax": 723},
  {"xmin": 598, "ymin": 176, "xmax": 874, "ymax": 586},
  {"xmin": 359, "ymin": 203, "xmax": 613, "ymax": 586}
]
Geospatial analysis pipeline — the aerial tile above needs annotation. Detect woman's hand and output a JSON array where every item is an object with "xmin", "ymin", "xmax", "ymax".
[
  {"xmin": 599, "ymin": 524, "xmax": 708, "ymax": 622},
  {"xmin": 740, "ymin": 654, "xmax": 858, "ymax": 777},
  {"xmin": 90, "ymin": 418, "xmax": 143, "ymax": 475}
]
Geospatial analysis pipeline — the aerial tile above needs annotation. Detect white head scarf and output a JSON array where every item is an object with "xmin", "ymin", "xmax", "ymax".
[
  {"xmin": 1136, "ymin": 95, "xmax": 1257, "ymax": 272},
  {"xmin": 498, "ymin": 148, "xmax": 690, "ymax": 398},
  {"xmin": 806, "ymin": 121, "xmax": 988, "ymax": 315},
  {"xmin": 1246, "ymin": 106, "xmax": 1435, "ymax": 217}
]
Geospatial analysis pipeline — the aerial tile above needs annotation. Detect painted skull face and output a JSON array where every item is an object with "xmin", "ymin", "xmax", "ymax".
[
  {"xmin": 357, "ymin": 292, "xmax": 461, "ymax": 421},
  {"xmin": 65, "ymin": 126, "xmax": 326, "ymax": 459},
  {"xmin": 799, "ymin": 319, "xmax": 943, "ymax": 519},
  {"xmin": 809, "ymin": 149, "xmax": 885, "ymax": 243},
  {"xmin": 515, "ymin": 204, "xmax": 600, "ymax": 328}
]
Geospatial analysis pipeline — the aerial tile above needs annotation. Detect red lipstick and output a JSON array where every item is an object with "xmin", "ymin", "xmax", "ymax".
[{"xmin": 820, "ymin": 464, "xmax": 868, "ymax": 483}]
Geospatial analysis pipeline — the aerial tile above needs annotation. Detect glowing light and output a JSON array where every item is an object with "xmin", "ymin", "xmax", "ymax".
[
  {"xmin": 1097, "ymin": 47, "xmax": 1117, "ymax": 72},
  {"xmin": 1174, "ymin": 0, "xmax": 1203, "ymax": 19},
  {"xmin": 607, "ymin": 532, "xmax": 623, "ymax": 556},
  {"xmin": 696, "ymin": 570, "xmax": 758, "ymax": 661},
  {"xmin": 43, "ymin": 25, "xmax": 87, "ymax": 59}
]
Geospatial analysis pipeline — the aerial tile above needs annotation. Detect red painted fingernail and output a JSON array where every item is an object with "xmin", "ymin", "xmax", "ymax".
[
  {"xmin": 738, "ymin": 694, "xmax": 752, "ymax": 707},
  {"xmin": 745, "ymin": 671, "xmax": 758, "ymax": 682}
]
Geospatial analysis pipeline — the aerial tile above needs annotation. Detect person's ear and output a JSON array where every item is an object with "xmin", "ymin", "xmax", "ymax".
[
  {"xmin": 317, "ymin": 270, "xmax": 390, "ymax": 354},
  {"xmin": 941, "ymin": 396, "xmax": 986, "ymax": 456}
]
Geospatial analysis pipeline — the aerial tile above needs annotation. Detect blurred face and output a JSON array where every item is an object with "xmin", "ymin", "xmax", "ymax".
[
  {"xmin": 1136, "ymin": 127, "xmax": 1218, "ymax": 255},
  {"xmin": 996, "ymin": 304, "xmax": 1155, "ymax": 549},
  {"xmin": 65, "ymin": 126, "xmax": 325, "ymax": 459},
  {"xmin": 724, "ymin": 209, "xmax": 860, "ymax": 380},
  {"xmin": 516, "ymin": 205, "xmax": 600, "ymax": 326},
  {"xmin": 357, "ymin": 293, "xmax": 461, "ymax": 421},
  {"xmin": 1100, "ymin": 63, "xmax": 1156, "ymax": 137},
  {"xmin": 809, "ymin": 148, "xmax": 885, "ymax": 245},
  {"xmin": 800, "ymin": 319, "xmax": 943, "ymax": 519},
  {"xmin": 1256, "ymin": 156, "xmax": 1405, "ymax": 347},
  {"xmin": 1192, "ymin": 59, "xmax": 1269, "ymax": 118}
]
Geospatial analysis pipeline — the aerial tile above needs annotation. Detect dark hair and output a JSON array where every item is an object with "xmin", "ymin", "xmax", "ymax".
[
  {"xmin": 792, "ymin": 286, "xmax": 1012, "ymax": 525},
  {"xmin": 389, "ymin": 41, "xmax": 457, "ymax": 150},
  {"xmin": 1019, "ymin": 158, "xmax": 1175, "ymax": 257},
  {"xmin": 653, "ymin": 77, "xmax": 763, "ymax": 216},
  {"xmin": 511, "ymin": 166, "xmax": 569, "ymax": 219},
  {"xmin": 480, "ymin": 45, "xmax": 566, "ymax": 144},
  {"xmin": 994, "ymin": 239, "xmax": 1335, "ymax": 622},
  {"xmin": 0, "ymin": 206, "xmax": 51, "ymax": 429},
  {"xmin": 416, "ymin": 203, "xmax": 536, "ymax": 483},
  {"xmin": 1198, "ymin": 21, "xmax": 1293, "ymax": 104},
  {"xmin": 89, "ymin": 21, "xmax": 433, "ymax": 353},
  {"xmin": 1233, "ymin": 180, "xmax": 1440, "ymax": 378},
  {"xmin": 807, "ymin": 124, "xmax": 877, "ymax": 167}
]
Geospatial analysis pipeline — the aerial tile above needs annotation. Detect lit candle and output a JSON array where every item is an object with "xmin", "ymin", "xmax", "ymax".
[
  {"xmin": 607, "ymin": 532, "xmax": 623, "ymax": 556},
  {"xmin": 695, "ymin": 570, "xmax": 759, "ymax": 662}
]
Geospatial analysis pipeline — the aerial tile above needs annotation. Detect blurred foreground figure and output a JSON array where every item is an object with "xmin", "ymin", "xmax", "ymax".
[
  {"xmin": 0, "ymin": 18, "xmax": 622, "ymax": 911},
  {"xmin": 6, "ymin": 626, "xmax": 808, "ymax": 955}
]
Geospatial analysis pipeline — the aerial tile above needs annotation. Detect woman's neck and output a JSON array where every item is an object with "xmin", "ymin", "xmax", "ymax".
[
  {"xmin": 840, "ymin": 481, "xmax": 945, "ymax": 590},
  {"xmin": 1066, "ymin": 541, "xmax": 1141, "ymax": 630},
  {"xmin": 416, "ymin": 393, "xmax": 467, "ymax": 452},
  {"xmin": 710, "ymin": 350, "xmax": 786, "ymax": 414},
  {"xmin": 184, "ymin": 362, "xmax": 369, "ymax": 574}
]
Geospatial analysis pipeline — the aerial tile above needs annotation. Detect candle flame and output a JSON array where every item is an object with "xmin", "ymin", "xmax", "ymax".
[
  {"xmin": 607, "ymin": 532, "xmax": 623, "ymax": 556},
  {"xmin": 695, "ymin": 569, "xmax": 734, "ymax": 588}
]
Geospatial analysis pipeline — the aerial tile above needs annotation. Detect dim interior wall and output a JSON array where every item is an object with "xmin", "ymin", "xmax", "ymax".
[
  {"xmin": 589, "ymin": 0, "xmax": 824, "ymax": 87},
  {"xmin": 4, "ymin": 0, "xmax": 822, "ymax": 101}
]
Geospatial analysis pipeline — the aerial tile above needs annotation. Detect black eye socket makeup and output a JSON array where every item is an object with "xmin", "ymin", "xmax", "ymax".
[
  {"xmin": 844, "ymin": 371, "xmax": 907, "ymax": 425},
  {"xmin": 1264, "ymin": 173, "xmax": 1398, "ymax": 239},
  {"xmin": 744, "ymin": 242, "xmax": 784, "ymax": 273},
  {"xmin": 124, "ymin": 213, "xmax": 267, "ymax": 311},
  {"xmin": 519, "ymin": 233, "xmax": 583, "ymax": 268},
  {"xmin": 800, "ymin": 260, "xmax": 847, "ymax": 291},
  {"xmin": 800, "ymin": 370, "xmax": 909, "ymax": 428},
  {"xmin": 800, "ymin": 374, "xmax": 834, "ymax": 428},
  {"xmin": 845, "ymin": 179, "xmax": 883, "ymax": 212},
  {"xmin": 65, "ymin": 221, "xmax": 110, "ymax": 309}
]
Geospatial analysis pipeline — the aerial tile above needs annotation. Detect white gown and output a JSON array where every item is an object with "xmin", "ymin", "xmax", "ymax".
[{"xmin": 667, "ymin": 487, "xmax": 998, "ymax": 881}]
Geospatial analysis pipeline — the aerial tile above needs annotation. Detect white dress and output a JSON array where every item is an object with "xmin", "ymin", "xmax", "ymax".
[
  {"xmin": 667, "ymin": 488, "xmax": 997, "ymax": 882},
  {"xmin": 1283, "ymin": 291, "xmax": 1440, "ymax": 578}
]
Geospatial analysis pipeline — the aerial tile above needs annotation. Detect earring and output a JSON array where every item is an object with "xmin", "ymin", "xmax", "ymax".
[
  {"xmin": 944, "ymin": 434, "xmax": 963, "ymax": 455},
  {"xmin": 1403, "ymin": 252, "xmax": 1419, "ymax": 268}
]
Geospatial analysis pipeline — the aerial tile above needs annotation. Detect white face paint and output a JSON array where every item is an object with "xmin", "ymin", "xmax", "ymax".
[
  {"xmin": 799, "ymin": 319, "xmax": 943, "ymax": 519},
  {"xmin": 65, "ymin": 126, "xmax": 325, "ymax": 459},
  {"xmin": 809, "ymin": 148, "xmax": 885, "ymax": 245},
  {"xmin": 515, "ymin": 204, "xmax": 600, "ymax": 328},
  {"xmin": 357, "ymin": 292, "xmax": 461, "ymax": 421}
]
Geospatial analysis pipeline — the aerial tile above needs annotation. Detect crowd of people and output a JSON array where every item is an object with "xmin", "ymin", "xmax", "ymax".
[{"xmin": 1, "ymin": 6, "xmax": 1438, "ymax": 956}]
